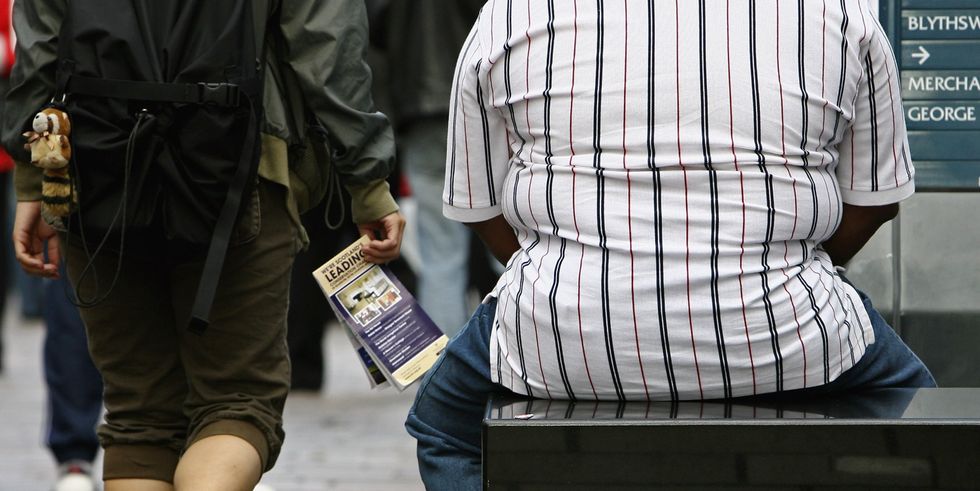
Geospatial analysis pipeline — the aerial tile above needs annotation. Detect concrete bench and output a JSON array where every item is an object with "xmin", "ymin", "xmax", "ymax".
[{"xmin": 483, "ymin": 388, "xmax": 980, "ymax": 490}]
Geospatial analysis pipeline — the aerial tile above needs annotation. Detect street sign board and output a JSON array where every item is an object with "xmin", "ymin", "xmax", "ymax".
[{"xmin": 882, "ymin": 0, "xmax": 980, "ymax": 191}]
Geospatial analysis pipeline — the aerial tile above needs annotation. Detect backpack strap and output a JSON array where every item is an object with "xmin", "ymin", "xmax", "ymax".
[
  {"xmin": 66, "ymin": 75, "xmax": 249, "ymax": 107},
  {"xmin": 187, "ymin": 94, "xmax": 261, "ymax": 335}
]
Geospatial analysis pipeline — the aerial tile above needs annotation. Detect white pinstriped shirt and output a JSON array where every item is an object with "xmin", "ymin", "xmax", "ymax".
[{"xmin": 443, "ymin": 0, "xmax": 913, "ymax": 400}]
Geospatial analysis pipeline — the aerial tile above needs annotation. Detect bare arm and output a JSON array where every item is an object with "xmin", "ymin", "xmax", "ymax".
[
  {"xmin": 822, "ymin": 202, "xmax": 899, "ymax": 266},
  {"xmin": 465, "ymin": 214, "xmax": 520, "ymax": 266}
]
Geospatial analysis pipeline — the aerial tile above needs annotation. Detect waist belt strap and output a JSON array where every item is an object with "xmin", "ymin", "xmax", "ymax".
[
  {"xmin": 186, "ymin": 97, "xmax": 260, "ymax": 334},
  {"xmin": 67, "ymin": 75, "xmax": 242, "ymax": 107}
]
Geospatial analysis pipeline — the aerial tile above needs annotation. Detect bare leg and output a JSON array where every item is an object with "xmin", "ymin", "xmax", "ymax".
[
  {"xmin": 172, "ymin": 435, "xmax": 262, "ymax": 491},
  {"xmin": 105, "ymin": 479, "xmax": 174, "ymax": 491}
]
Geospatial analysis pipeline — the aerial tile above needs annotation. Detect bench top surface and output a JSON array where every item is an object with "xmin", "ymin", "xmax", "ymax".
[{"xmin": 486, "ymin": 388, "xmax": 980, "ymax": 424}]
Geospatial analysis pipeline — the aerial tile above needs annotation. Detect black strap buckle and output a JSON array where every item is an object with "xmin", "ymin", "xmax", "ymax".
[{"xmin": 197, "ymin": 83, "xmax": 240, "ymax": 107}]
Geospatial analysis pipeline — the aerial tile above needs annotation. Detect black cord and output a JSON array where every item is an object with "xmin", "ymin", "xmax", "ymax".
[
  {"xmin": 70, "ymin": 110, "xmax": 150, "ymax": 307},
  {"xmin": 323, "ymin": 155, "xmax": 346, "ymax": 231}
]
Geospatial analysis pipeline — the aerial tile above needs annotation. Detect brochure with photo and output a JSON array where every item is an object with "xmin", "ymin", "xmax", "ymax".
[
  {"xmin": 343, "ymin": 326, "xmax": 389, "ymax": 389},
  {"xmin": 313, "ymin": 235, "xmax": 448, "ymax": 390}
]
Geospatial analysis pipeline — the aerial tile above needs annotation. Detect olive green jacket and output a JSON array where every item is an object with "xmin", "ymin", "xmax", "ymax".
[{"xmin": 2, "ymin": 0, "xmax": 398, "ymax": 244}]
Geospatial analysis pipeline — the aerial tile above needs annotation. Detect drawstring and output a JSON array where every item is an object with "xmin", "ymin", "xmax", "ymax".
[
  {"xmin": 310, "ymin": 121, "xmax": 346, "ymax": 231},
  {"xmin": 70, "ymin": 109, "xmax": 151, "ymax": 307},
  {"xmin": 323, "ymin": 156, "xmax": 345, "ymax": 230}
]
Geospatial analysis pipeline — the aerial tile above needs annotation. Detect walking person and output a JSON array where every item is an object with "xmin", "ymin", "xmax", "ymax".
[{"xmin": 5, "ymin": 0, "xmax": 404, "ymax": 489}]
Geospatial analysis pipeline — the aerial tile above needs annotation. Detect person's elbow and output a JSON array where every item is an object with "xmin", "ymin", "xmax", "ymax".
[{"xmin": 872, "ymin": 202, "xmax": 900, "ymax": 225}]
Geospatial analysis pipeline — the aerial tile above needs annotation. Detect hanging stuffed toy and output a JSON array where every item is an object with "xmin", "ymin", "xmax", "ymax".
[{"xmin": 23, "ymin": 106, "xmax": 74, "ymax": 218}]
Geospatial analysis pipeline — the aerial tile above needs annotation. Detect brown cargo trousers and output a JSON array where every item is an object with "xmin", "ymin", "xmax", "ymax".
[{"xmin": 65, "ymin": 180, "xmax": 299, "ymax": 482}]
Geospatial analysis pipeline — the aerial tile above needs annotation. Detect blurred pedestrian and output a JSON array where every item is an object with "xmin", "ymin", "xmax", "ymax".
[
  {"xmin": 43, "ymin": 270, "xmax": 102, "ymax": 491},
  {"xmin": 378, "ymin": 0, "xmax": 490, "ymax": 336}
]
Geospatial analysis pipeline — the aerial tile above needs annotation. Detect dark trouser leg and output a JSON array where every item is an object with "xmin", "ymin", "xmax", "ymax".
[
  {"xmin": 172, "ymin": 181, "xmax": 298, "ymax": 472},
  {"xmin": 67, "ymin": 233, "xmax": 187, "ymax": 482}
]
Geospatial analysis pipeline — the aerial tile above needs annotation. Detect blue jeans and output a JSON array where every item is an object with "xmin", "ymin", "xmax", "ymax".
[
  {"xmin": 401, "ymin": 119, "xmax": 473, "ymax": 336},
  {"xmin": 404, "ymin": 288, "xmax": 935, "ymax": 491},
  {"xmin": 44, "ymin": 271, "xmax": 104, "ymax": 464}
]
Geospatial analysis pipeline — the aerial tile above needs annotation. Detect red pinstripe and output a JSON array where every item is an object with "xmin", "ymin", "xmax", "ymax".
[
  {"xmin": 776, "ymin": 1, "xmax": 801, "ymax": 244},
  {"xmin": 569, "ymin": 0, "xmax": 597, "ymax": 399},
  {"xmin": 776, "ymin": 0, "xmax": 808, "ymax": 383},
  {"xmin": 726, "ymin": 0, "xmax": 757, "ymax": 394},
  {"xmin": 523, "ymin": 0, "xmax": 536, "ymax": 159},
  {"xmin": 875, "ymin": 35, "xmax": 901, "ymax": 188},
  {"xmin": 817, "ymin": 0, "xmax": 834, "ymax": 239},
  {"xmin": 676, "ymin": 0, "xmax": 704, "ymax": 399}
]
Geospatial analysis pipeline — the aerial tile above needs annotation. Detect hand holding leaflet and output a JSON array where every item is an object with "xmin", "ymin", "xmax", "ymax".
[{"xmin": 313, "ymin": 235, "xmax": 448, "ymax": 390}]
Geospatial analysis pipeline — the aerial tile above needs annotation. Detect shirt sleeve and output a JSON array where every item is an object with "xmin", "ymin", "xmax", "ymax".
[
  {"xmin": 836, "ymin": 10, "xmax": 915, "ymax": 207},
  {"xmin": 2, "ymin": 0, "xmax": 67, "ymax": 200},
  {"xmin": 442, "ymin": 19, "xmax": 511, "ymax": 223}
]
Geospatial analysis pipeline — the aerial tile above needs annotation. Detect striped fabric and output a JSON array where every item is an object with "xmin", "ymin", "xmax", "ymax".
[{"xmin": 444, "ymin": 0, "xmax": 913, "ymax": 400}]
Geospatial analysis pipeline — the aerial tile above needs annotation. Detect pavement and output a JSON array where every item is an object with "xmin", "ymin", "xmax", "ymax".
[{"xmin": 0, "ymin": 304, "xmax": 425, "ymax": 491}]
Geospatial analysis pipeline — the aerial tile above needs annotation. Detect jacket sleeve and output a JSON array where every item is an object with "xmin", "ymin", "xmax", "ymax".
[
  {"xmin": 277, "ymin": 0, "xmax": 395, "ymax": 190},
  {"xmin": 2, "ymin": 0, "xmax": 66, "ymax": 200}
]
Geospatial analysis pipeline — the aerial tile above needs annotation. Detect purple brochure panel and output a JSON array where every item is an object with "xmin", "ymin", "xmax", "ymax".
[{"xmin": 329, "ymin": 265, "xmax": 444, "ymax": 377}]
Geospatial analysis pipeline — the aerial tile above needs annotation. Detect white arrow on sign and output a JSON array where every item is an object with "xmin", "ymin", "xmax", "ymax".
[{"xmin": 911, "ymin": 45, "xmax": 931, "ymax": 65}]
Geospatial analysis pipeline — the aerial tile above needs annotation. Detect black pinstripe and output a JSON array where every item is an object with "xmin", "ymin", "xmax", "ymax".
[
  {"xmin": 831, "ymin": 0, "xmax": 850, "ymax": 144},
  {"xmin": 649, "ymin": 0, "xmax": 678, "ymax": 400},
  {"xmin": 865, "ymin": 52, "xmax": 880, "ymax": 191},
  {"xmin": 591, "ymin": 0, "xmax": 625, "ymax": 400},
  {"xmin": 797, "ymin": 0, "xmax": 820, "ymax": 244},
  {"xmin": 542, "ymin": 0, "xmax": 575, "ymax": 399},
  {"xmin": 750, "ymin": 0, "xmax": 784, "ymax": 391},
  {"xmin": 474, "ymin": 59, "xmax": 497, "ymax": 206},
  {"xmin": 799, "ymin": 274, "xmax": 831, "ymax": 384},
  {"xmin": 699, "ymin": 0, "xmax": 732, "ymax": 398}
]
